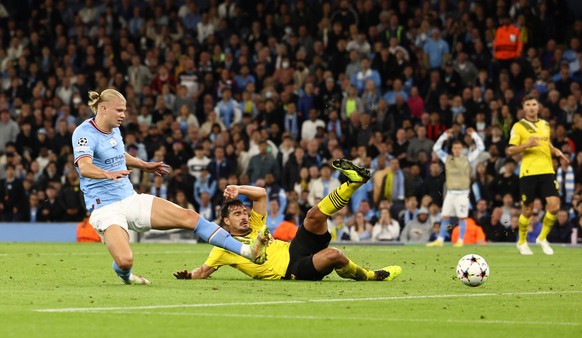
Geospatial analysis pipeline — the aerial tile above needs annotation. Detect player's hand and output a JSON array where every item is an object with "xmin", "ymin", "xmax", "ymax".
[
  {"xmin": 143, "ymin": 161, "xmax": 170, "ymax": 176},
  {"xmin": 556, "ymin": 150, "xmax": 570, "ymax": 163},
  {"xmin": 173, "ymin": 270, "xmax": 192, "ymax": 279},
  {"xmin": 446, "ymin": 129, "xmax": 454, "ymax": 137},
  {"xmin": 527, "ymin": 136, "xmax": 539, "ymax": 148},
  {"xmin": 105, "ymin": 170, "xmax": 131, "ymax": 182},
  {"xmin": 223, "ymin": 185, "xmax": 240, "ymax": 200},
  {"xmin": 466, "ymin": 127, "xmax": 475, "ymax": 135}
]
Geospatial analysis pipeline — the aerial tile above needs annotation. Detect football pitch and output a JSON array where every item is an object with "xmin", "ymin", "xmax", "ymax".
[{"xmin": 0, "ymin": 243, "xmax": 580, "ymax": 338}]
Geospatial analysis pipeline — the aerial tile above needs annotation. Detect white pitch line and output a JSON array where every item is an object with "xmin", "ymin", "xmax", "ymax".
[
  {"xmin": 105, "ymin": 311, "xmax": 581, "ymax": 327},
  {"xmin": 0, "ymin": 250, "xmax": 208, "ymax": 257},
  {"xmin": 35, "ymin": 290, "xmax": 582, "ymax": 313}
]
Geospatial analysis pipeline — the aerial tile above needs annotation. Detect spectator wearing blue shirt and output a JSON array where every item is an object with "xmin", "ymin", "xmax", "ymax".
[
  {"xmin": 234, "ymin": 65, "xmax": 255, "ymax": 92},
  {"xmin": 382, "ymin": 78, "xmax": 409, "ymax": 105},
  {"xmin": 423, "ymin": 29, "xmax": 450, "ymax": 70},
  {"xmin": 351, "ymin": 57, "xmax": 381, "ymax": 94}
]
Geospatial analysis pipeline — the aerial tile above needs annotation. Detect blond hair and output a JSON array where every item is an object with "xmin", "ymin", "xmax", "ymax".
[{"xmin": 88, "ymin": 89, "xmax": 126, "ymax": 114}]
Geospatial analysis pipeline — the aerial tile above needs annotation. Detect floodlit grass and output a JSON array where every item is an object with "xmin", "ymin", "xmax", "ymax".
[{"xmin": 0, "ymin": 243, "xmax": 580, "ymax": 338}]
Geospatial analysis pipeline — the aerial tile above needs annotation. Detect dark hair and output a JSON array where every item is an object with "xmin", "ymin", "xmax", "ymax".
[
  {"xmin": 452, "ymin": 140, "xmax": 465, "ymax": 147},
  {"xmin": 220, "ymin": 199, "xmax": 246, "ymax": 227},
  {"xmin": 521, "ymin": 94, "xmax": 538, "ymax": 107}
]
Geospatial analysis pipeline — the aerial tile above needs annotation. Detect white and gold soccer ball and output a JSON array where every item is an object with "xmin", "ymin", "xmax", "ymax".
[{"xmin": 456, "ymin": 254, "xmax": 489, "ymax": 287}]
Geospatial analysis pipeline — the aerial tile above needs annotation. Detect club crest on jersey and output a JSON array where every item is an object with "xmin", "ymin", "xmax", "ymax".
[
  {"xmin": 77, "ymin": 137, "xmax": 88, "ymax": 146},
  {"xmin": 109, "ymin": 138, "xmax": 117, "ymax": 147}
]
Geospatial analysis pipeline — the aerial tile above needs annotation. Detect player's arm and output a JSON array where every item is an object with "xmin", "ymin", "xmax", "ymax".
[
  {"xmin": 124, "ymin": 152, "xmax": 170, "ymax": 176},
  {"xmin": 223, "ymin": 185, "xmax": 268, "ymax": 217},
  {"xmin": 76, "ymin": 157, "xmax": 130, "ymax": 182},
  {"xmin": 433, "ymin": 129, "xmax": 451, "ymax": 163},
  {"xmin": 467, "ymin": 128, "xmax": 485, "ymax": 163},
  {"xmin": 173, "ymin": 264, "xmax": 217, "ymax": 280},
  {"xmin": 550, "ymin": 144, "xmax": 570, "ymax": 163},
  {"xmin": 505, "ymin": 125, "xmax": 537, "ymax": 157}
]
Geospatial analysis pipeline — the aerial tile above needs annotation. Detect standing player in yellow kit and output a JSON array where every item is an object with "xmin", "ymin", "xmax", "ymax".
[{"xmin": 506, "ymin": 95, "xmax": 570, "ymax": 255}]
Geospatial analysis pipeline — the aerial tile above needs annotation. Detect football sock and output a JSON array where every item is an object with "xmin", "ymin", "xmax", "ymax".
[
  {"xmin": 517, "ymin": 214, "xmax": 530, "ymax": 245},
  {"xmin": 437, "ymin": 219, "xmax": 450, "ymax": 241},
  {"xmin": 194, "ymin": 217, "xmax": 247, "ymax": 258},
  {"xmin": 112, "ymin": 261, "xmax": 131, "ymax": 284},
  {"xmin": 335, "ymin": 259, "xmax": 375, "ymax": 281},
  {"xmin": 538, "ymin": 211, "xmax": 557, "ymax": 241},
  {"xmin": 458, "ymin": 219, "xmax": 466, "ymax": 243},
  {"xmin": 317, "ymin": 182, "xmax": 362, "ymax": 216}
]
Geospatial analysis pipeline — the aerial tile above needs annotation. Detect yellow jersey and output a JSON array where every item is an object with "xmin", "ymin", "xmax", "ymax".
[
  {"xmin": 508, "ymin": 118, "xmax": 554, "ymax": 177},
  {"xmin": 203, "ymin": 209, "xmax": 291, "ymax": 279}
]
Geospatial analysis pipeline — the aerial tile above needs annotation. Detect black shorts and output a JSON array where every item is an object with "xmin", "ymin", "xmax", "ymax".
[
  {"xmin": 283, "ymin": 226, "xmax": 331, "ymax": 281},
  {"xmin": 519, "ymin": 174, "xmax": 559, "ymax": 205}
]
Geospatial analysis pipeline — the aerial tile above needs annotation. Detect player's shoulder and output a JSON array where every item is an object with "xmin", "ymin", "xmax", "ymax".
[{"xmin": 73, "ymin": 119, "xmax": 97, "ymax": 137}]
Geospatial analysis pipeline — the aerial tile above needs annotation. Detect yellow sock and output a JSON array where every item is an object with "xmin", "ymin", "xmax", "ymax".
[
  {"xmin": 518, "ymin": 214, "xmax": 529, "ymax": 245},
  {"xmin": 317, "ymin": 182, "xmax": 362, "ymax": 216},
  {"xmin": 538, "ymin": 212, "xmax": 556, "ymax": 241},
  {"xmin": 335, "ymin": 259, "xmax": 375, "ymax": 281}
]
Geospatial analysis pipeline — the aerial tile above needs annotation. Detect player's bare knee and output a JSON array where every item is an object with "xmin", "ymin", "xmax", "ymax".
[
  {"xmin": 547, "ymin": 203, "xmax": 560, "ymax": 215},
  {"xmin": 178, "ymin": 209, "xmax": 198, "ymax": 229},
  {"xmin": 325, "ymin": 247, "xmax": 348, "ymax": 265},
  {"xmin": 116, "ymin": 256, "xmax": 133, "ymax": 270},
  {"xmin": 306, "ymin": 206, "xmax": 326, "ymax": 223}
]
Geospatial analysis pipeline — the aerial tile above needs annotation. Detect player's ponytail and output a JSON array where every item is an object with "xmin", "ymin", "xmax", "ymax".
[
  {"xmin": 88, "ymin": 91, "xmax": 101, "ymax": 114},
  {"xmin": 87, "ymin": 89, "xmax": 126, "ymax": 115}
]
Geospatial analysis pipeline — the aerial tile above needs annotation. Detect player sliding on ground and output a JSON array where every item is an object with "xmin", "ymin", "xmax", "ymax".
[
  {"xmin": 506, "ymin": 95, "xmax": 570, "ymax": 255},
  {"xmin": 174, "ymin": 159, "xmax": 402, "ymax": 281},
  {"xmin": 73, "ymin": 89, "xmax": 269, "ymax": 285}
]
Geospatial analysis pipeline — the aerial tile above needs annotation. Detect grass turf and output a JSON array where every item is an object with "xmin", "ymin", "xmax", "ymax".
[{"xmin": 0, "ymin": 242, "xmax": 580, "ymax": 338}]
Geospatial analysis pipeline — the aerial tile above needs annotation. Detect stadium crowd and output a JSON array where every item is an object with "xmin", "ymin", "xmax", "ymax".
[{"xmin": 0, "ymin": 0, "xmax": 581, "ymax": 245}]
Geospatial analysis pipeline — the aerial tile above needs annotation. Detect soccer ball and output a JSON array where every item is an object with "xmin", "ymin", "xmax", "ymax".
[{"xmin": 456, "ymin": 254, "xmax": 489, "ymax": 287}]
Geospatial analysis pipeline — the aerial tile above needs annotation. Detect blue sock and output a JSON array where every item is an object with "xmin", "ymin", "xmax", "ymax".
[
  {"xmin": 438, "ymin": 219, "xmax": 450, "ymax": 240},
  {"xmin": 458, "ymin": 219, "xmax": 467, "ymax": 242},
  {"xmin": 194, "ymin": 217, "xmax": 243, "ymax": 255},
  {"xmin": 113, "ymin": 261, "xmax": 131, "ymax": 283}
]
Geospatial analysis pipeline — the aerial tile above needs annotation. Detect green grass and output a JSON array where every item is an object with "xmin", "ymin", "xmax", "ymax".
[{"xmin": 0, "ymin": 243, "xmax": 581, "ymax": 338}]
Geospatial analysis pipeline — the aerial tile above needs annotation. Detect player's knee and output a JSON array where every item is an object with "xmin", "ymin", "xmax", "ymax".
[
  {"xmin": 306, "ymin": 207, "xmax": 326, "ymax": 223},
  {"xmin": 177, "ymin": 209, "xmax": 199, "ymax": 229},
  {"xmin": 547, "ymin": 203, "xmax": 560, "ymax": 215},
  {"xmin": 324, "ymin": 247, "xmax": 348, "ymax": 265},
  {"xmin": 115, "ymin": 255, "xmax": 133, "ymax": 270}
]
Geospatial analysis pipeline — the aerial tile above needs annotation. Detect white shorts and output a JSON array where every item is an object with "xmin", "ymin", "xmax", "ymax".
[
  {"xmin": 89, "ymin": 193, "xmax": 155, "ymax": 237},
  {"xmin": 441, "ymin": 191, "xmax": 470, "ymax": 218}
]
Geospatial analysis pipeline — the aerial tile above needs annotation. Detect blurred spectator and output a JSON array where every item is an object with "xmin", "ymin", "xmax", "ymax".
[
  {"xmin": 451, "ymin": 218, "xmax": 486, "ymax": 245},
  {"xmin": 349, "ymin": 211, "xmax": 373, "ymax": 242},
  {"xmin": 247, "ymin": 140, "xmax": 280, "ymax": 183},
  {"xmin": 273, "ymin": 213, "xmax": 298, "ymax": 242},
  {"xmin": 372, "ymin": 207, "xmax": 400, "ymax": 242},
  {"xmin": 547, "ymin": 209, "xmax": 575, "ymax": 244},
  {"xmin": 400, "ymin": 207, "xmax": 432, "ymax": 243}
]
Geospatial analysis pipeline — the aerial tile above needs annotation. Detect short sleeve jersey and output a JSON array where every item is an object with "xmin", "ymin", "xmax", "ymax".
[
  {"xmin": 508, "ymin": 118, "xmax": 554, "ymax": 177},
  {"xmin": 72, "ymin": 118, "xmax": 134, "ymax": 211},
  {"xmin": 204, "ymin": 209, "xmax": 291, "ymax": 279}
]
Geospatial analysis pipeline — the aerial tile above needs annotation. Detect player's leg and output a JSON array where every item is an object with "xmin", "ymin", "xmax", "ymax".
[
  {"xmin": 147, "ymin": 196, "xmax": 269, "ymax": 263},
  {"xmin": 103, "ymin": 225, "xmax": 150, "ymax": 285},
  {"xmin": 312, "ymin": 247, "xmax": 401, "ymax": 281},
  {"xmin": 427, "ymin": 194, "xmax": 453, "ymax": 246},
  {"xmin": 453, "ymin": 195, "xmax": 470, "ymax": 247},
  {"xmin": 516, "ymin": 176, "xmax": 534, "ymax": 255},
  {"xmin": 536, "ymin": 186, "xmax": 560, "ymax": 255},
  {"xmin": 314, "ymin": 159, "xmax": 371, "ymax": 223}
]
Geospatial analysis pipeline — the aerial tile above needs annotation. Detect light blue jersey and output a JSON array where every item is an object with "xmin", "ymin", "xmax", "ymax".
[{"xmin": 72, "ymin": 118, "xmax": 134, "ymax": 211}]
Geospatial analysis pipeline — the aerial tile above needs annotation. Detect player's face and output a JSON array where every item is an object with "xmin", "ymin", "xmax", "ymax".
[
  {"xmin": 103, "ymin": 98, "xmax": 127, "ymax": 129},
  {"xmin": 452, "ymin": 144, "xmax": 463, "ymax": 157},
  {"xmin": 523, "ymin": 99, "xmax": 539, "ymax": 119},
  {"xmin": 225, "ymin": 205, "xmax": 250, "ymax": 235}
]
